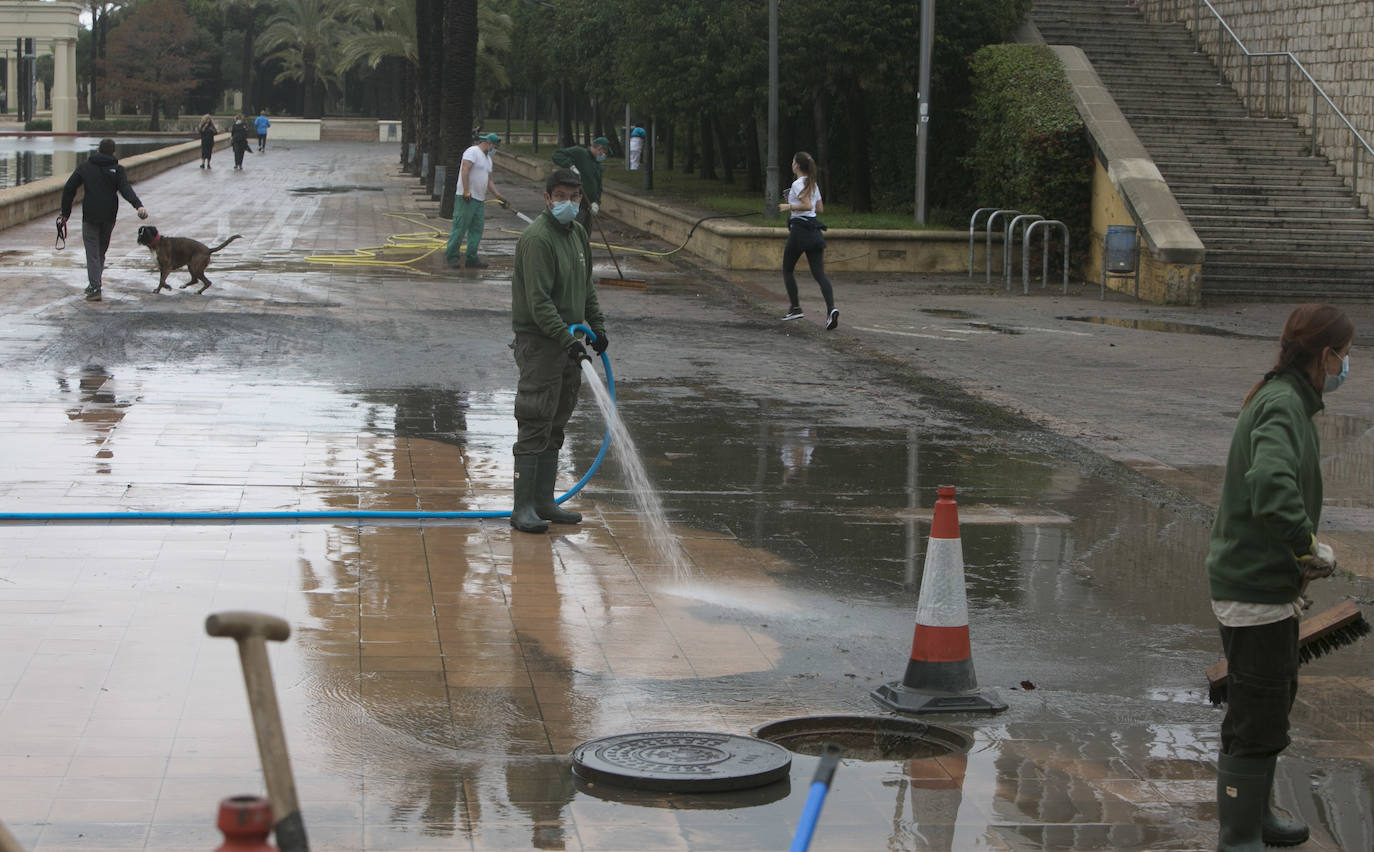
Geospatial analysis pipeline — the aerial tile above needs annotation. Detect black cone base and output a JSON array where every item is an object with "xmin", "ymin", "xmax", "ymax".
[{"xmin": 871, "ymin": 681, "xmax": 1007, "ymax": 715}]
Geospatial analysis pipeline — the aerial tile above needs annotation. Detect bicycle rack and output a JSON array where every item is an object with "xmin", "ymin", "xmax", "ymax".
[
  {"xmin": 1004, "ymin": 214, "xmax": 1044, "ymax": 291},
  {"xmin": 1022, "ymin": 220, "xmax": 1070, "ymax": 295},
  {"xmin": 968, "ymin": 207, "xmax": 999, "ymax": 278},
  {"xmin": 983, "ymin": 209, "xmax": 1021, "ymax": 285}
]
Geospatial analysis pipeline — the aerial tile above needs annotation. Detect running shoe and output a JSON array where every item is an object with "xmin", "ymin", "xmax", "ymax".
[
  {"xmin": 826, "ymin": 308, "xmax": 839, "ymax": 330},
  {"xmin": 781, "ymin": 307, "xmax": 804, "ymax": 321}
]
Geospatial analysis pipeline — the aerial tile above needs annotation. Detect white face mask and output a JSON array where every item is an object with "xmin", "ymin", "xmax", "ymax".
[
  {"xmin": 550, "ymin": 200, "xmax": 579, "ymax": 225},
  {"xmin": 1325, "ymin": 354, "xmax": 1350, "ymax": 393}
]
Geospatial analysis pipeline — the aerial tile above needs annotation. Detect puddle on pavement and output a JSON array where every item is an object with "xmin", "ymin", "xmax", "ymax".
[
  {"xmin": 3, "ymin": 365, "xmax": 1373, "ymax": 849},
  {"xmin": 289, "ymin": 184, "xmax": 388, "ymax": 194},
  {"xmin": 921, "ymin": 308, "xmax": 976, "ymax": 319},
  {"xmin": 1060, "ymin": 315, "xmax": 1271, "ymax": 339}
]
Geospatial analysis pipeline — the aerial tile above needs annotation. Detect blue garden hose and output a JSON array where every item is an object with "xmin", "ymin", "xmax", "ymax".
[
  {"xmin": 789, "ymin": 743, "xmax": 844, "ymax": 852},
  {"xmin": 0, "ymin": 325, "xmax": 612, "ymax": 523}
]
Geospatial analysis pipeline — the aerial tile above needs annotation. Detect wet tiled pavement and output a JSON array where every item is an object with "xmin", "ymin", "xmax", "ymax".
[{"xmin": 0, "ymin": 141, "xmax": 1371, "ymax": 850}]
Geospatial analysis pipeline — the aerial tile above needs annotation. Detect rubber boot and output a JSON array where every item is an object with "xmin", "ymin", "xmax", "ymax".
[
  {"xmin": 1261, "ymin": 758, "xmax": 1309, "ymax": 846},
  {"xmin": 1216, "ymin": 753, "xmax": 1268, "ymax": 851},
  {"xmin": 510, "ymin": 454, "xmax": 548, "ymax": 534},
  {"xmin": 534, "ymin": 450, "xmax": 582, "ymax": 524}
]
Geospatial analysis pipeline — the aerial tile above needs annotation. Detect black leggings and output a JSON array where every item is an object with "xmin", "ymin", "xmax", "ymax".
[
  {"xmin": 782, "ymin": 224, "xmax": 834, "ymax": 312},
  {"xmin": 1218, "ymin": 617, "xmax": 1299, "ymax": 758}
]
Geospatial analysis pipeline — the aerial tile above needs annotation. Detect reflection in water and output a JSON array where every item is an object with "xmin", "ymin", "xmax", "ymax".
[
  {"xmin": 0, "ymin": 140, "xmax": 173, "ymax": 189},
  {"xmin": 1059, "ymin": 315, "xmax": 1271, "ymax": 340},
  {"xmin": 58, "ymin": 365, "xmax": 130, "ymax": 474}
]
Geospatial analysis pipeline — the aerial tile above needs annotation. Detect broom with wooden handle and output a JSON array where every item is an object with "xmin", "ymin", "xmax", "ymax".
[{"xmin": 1207, "ymin": 599, "xmax": 1370, "ymax": 705}]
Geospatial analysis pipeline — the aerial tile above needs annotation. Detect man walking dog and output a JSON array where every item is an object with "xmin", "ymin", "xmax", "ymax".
[{"xmin": 60, "ymin": 138, "xmax": 149, "ymax": 302}]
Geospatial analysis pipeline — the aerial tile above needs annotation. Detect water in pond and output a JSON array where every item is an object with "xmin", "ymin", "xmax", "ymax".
[
  {"xmin": 0, "ymin": 136, "xmax": 177, "ymax": 189},
  {"xmin": 580, "ymin": 358, "xmax": 692, "ymax": 580}
]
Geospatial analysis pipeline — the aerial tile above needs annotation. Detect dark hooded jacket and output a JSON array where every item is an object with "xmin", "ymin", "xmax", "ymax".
[{"xmin": 60, "ymin": 152, "xmax": 143, "ymax": 224}]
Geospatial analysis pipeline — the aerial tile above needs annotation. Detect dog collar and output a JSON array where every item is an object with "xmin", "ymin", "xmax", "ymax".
[{"xmin": 150, "ymin": 233, "xmax": 161, "ymax": 246}]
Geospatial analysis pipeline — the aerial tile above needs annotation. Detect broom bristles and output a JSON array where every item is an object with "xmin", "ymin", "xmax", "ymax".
[{"xmin": 1208, "ymin": 609, "xmax": 1370, "ymax": 706}]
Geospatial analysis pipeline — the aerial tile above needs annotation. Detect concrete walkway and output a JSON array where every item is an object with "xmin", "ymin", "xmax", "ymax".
[{"xmin": 0, "ymin": 140, "xmax": 1369, "ymax": 851}]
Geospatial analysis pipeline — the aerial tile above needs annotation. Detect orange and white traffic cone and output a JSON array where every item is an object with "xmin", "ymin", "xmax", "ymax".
[{"xmin": 872, "ymin": 485, "xmax": 1006, "ymax": 715}]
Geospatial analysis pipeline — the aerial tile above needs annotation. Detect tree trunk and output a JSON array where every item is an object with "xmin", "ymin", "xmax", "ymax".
[
  {"xmin": 713, "ymin": 113, "xmax": 733, "ymax": 184},
  {"xmin": 664, "ymin": 121, "xmax": 674, "ymax": 171},
  {"xmin": 90, "ymin": 9, "xmax": 106, "ymax": 121},
  {"xmin": 400, "ymin": 60, "xmax": 416, "ymax": 168},
  {"xmin": 698, "ymin": 113, "xmax": 716, "ymax": 180},
  {"xmin": 240, "ymin": 11, "xmax": 256, "ymax": 111},
  {"xmin": 439, "ymin": 0, "xmax": 478, "ymax": 220},
  {"xmin": 683, "ymin": 123, "xmax": 694, "ymax": 174},
  {"xmin": 844, "ymin": 79, "xmax": 871, "ymax": 212},
  {"xmin": 558, "ymin": 80, "xmax": 572, "ymax": 147},
  {"xmin": 745, "ymin": 112, "xmax": 762, "ymax": 193},
  {"xmin": 812, "ymin": 96, "xmax": 829, "ymax": 201},
  {"xmin": 302, "ymin": 45, "xmax": 318, "ymax": 119},
  {"xmin": 149, "ymin": 98, "xmax": 160, "ymax": 132},
  {"xmin": 531, "ymin": 89, "xmax": 539, "ymax": 153}
]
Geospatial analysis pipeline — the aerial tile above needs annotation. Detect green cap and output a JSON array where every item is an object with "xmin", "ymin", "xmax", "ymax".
[
  {"xmin": 592, "ymin": 136, "xmax": 611, "ymax": 148},
  {"xmin": 479, "ymin": 133, "xmax": 501, "ymax": 145}
]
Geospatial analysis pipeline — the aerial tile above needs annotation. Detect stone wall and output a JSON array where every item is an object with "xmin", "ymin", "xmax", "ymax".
[{"xmin": 1141, "ymin": 0, "xmax": 1374, "ymax": 210}]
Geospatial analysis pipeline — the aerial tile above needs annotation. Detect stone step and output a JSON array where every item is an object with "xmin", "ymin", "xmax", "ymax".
[
  {"xmin": 1188, "ymin": 212, "xmax": 1374, "ymax": 227},
  {"xmin": 1179, "ymin": 200, "xmax": 1365, "ymax": 216},
  {"xmin": 1206, "ymin": 249, "xmax": 1374, "ymax": 267}
]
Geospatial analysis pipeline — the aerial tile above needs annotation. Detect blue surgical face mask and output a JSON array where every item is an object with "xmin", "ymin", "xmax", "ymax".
[
  {"xmin": 550, "ymin": 200, "xmax": 579, "ymax": 225},
  {"xmin": 596, "ymin": 153, "xmax": 607, "ymax": 162},
  {"xmin": 1324, "ymin": 353, "xmax": 1350, "ymax": 393}
]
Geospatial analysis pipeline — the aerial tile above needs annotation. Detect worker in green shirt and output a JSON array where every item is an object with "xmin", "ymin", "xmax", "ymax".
[
  {"xmin": 508, "ymin": 168, "xmax": 609, "ymax": 533},
  {"xmin": 551, "ymin": 136, "xmax": 610, "ymax": 227},
  {"xmin": 1206, "ymin": 303, "xmax": 1353, "ymax": 850}
]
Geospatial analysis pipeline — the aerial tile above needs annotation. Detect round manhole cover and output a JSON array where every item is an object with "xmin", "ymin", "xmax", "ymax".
[{"xmin": 571, "ymin": 731, "xmax": 792, "ymax": 792}]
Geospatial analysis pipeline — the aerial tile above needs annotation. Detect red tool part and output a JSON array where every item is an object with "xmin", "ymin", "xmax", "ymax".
[{"xmin": 214, "ymin": 795, "xmax": 277, "ymax": 851}]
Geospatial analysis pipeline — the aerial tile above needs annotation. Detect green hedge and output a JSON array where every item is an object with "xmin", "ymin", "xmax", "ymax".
[
  {"xmin": 964, "ymin": 44, "xmax": 1091, "ymax": 270},
  {"xmin": 23, "ymin": 118, "xmax": 188, "ymax": 132}
]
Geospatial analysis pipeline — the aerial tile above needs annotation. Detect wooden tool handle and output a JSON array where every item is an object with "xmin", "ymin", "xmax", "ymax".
[{"xmin": 206, "ymin": 611, "xmax": 291, "ymax": 642}]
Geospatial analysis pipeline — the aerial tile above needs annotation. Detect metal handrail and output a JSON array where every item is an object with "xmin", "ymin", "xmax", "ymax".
[{"xmin": 1156, "ymin": 0, "xmax": 1374, "ymax": 199}]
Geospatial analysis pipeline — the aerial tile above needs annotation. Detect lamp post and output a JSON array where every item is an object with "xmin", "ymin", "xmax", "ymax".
[
  {"xmin": 765, "ymin": 0, "xmax": 779, "ymax": 220},
  {"xmin": 915, "ymin": 0, "xmax": 934, "ymax": 224}
]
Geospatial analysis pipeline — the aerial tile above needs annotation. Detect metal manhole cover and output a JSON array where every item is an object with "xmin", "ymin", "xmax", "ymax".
[{"xmin": 571, "ymin": 731, "xmax": 792, "ymax": 792}]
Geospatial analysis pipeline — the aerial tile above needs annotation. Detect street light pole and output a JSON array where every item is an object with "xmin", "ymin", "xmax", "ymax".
[
  {"xmin": 765, "ymin": 0, "xmax": 779, "ymax": 220},
  {"xmin": 915, "ymin": 0, "xmax": 934, "ymax": 224}
]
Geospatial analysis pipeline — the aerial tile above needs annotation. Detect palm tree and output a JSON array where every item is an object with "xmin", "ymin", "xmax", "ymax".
[
  {"xmin": 338, "ymin": 0, "xmax": 417, "ymax": 165},
  {"xmin": 224, "ymin": 0, "xmax": 277, "ymax": 112},
  {"xmin": 440, "ymin": 0, "xmax": 478, "ymax": 218},
  {"xmin": 257, "ymin": 0, "xmax": 350, "ymax": 118}
]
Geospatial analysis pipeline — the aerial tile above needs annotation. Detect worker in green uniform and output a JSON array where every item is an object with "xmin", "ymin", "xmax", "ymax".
[
  {"xmin": 508, "ymin": 168, "xmax": 609, "ymax": 533},
  {"xmin": 551, "ymin": 136, "xmax": 610, "ymax": 227}
]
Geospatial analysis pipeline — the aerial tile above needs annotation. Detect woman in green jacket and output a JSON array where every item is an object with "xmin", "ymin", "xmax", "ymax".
[{"xmin": 1207, "ymin": 303, "xmax": 1353, "ymax": 850}]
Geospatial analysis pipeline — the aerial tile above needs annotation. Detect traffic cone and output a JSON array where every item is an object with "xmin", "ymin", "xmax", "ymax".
[{"xmin": 872, "ymin": 485, "xmax": 1007, "ymax": 714}]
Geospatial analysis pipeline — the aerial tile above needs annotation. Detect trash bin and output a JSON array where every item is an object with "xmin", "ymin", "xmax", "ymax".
[{"xmin": 1105, "ymin": 226, "xmax": 1138, "ymax": 272}]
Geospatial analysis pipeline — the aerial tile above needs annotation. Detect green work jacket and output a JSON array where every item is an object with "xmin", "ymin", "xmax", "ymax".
[
  {"xmin": 1206, "ymin": 368, "xmax": 1324, "ymax": 603},
  {"xmin": 512, "ymin": 209, "xmax": 606, "ymax": 349},
  {"xmin": 551, "ymin": 146, "xmax": 604, "ymax": 204}
]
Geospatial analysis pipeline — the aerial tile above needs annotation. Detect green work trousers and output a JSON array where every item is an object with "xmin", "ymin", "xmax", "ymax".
[
  {"xmin": 445, "ymin": 196, "xmax": 486, "ymax": 264},
  {"xmin": 512, "ymin": 332, "xmax": 583, "ymax": 456}
]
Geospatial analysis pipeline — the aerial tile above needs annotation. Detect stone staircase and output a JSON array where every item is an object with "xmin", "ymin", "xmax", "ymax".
[{"xmin": 1032, "ymin": 0, "xmax": 1374, "ymax": 301}]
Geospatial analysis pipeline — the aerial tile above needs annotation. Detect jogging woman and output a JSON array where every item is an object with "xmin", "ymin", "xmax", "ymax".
[{"xmin": 777, "ymin": 152, "xmax": 837, "ymax": 330}]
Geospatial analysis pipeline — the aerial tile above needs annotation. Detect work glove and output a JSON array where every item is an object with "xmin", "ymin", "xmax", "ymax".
[
  {"xmin": 591, "ymin": 202, "xmax": 600, "ymax": 216},
  {"xmin": 590, "ymin": 331, "xmax": 608, "ymax": 355},
  {"xmin": 1298, "ymin": 539, "xmax": 1337, "ymax": 582},
  {"xmin": 567, "ymin": 339, "xmax": 591, "ymax": 364}
]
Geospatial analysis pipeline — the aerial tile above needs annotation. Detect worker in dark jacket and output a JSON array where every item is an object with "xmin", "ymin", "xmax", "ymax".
[
  {"xmin": 1206, "ymin": 303, "xmax": 1353, "ymax": 850},
  {"xmin": 60, "ymin": 138, "xmax": 148, "ymax": 302},
  {"xmin": 550, "ymin": 137, "xmax": 610, "ymax": 227},
  {"xmin": 508, "ymin": 168, "xmax": 608, "ymax": 533}
]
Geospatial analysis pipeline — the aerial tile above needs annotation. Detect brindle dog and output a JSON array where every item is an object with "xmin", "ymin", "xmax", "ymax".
[{"xmin": 137, "ymin": 226, "xmax": 242, "ymax": 294}]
